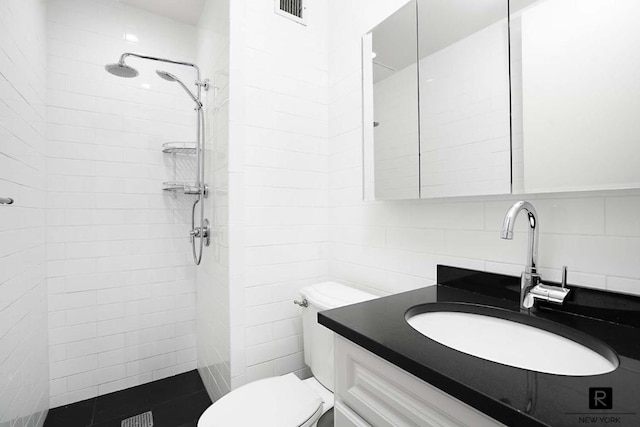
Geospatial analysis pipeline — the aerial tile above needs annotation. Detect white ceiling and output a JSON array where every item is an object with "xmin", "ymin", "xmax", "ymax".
[{"xmin": 120, "ymin": 0, "xmax": 207, "ymax": 25}]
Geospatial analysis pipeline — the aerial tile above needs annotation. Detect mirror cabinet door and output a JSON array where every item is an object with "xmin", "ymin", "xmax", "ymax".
[
  {"xmin": 364, "ymin": 0, "xmax": 513, "ymax": 200},
  {"xmin": 418, "ymin": 0, "xmax": 511, "ymax": 198},
  {"xmin": 365, "ymin": 0, "xmax": 640, "ymax": 199},
  {"xmin": 364, "ymin": 1, "xmax": 420, "ymax": 200},
  {"xmin": 512, "ymin": 0, "xmax": 640, "ymax": 194}
]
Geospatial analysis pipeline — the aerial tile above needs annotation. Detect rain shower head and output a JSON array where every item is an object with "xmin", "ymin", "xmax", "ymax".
[
  {"xmin": 156, "ymin": 69, "xmax": 201, "ymax": 108},
  {"xmin": 104, "ymin": 62, "xmax": 139, "ymax": 78}
]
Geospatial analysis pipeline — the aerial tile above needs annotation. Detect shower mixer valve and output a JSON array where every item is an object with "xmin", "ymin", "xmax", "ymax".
[{"xmin": 190, "ymin": 219, "xmax": 211, "ymax": 247}]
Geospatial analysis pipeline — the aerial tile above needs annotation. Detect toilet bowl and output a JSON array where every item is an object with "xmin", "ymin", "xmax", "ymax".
[{"xmin": 197, "ymin": 282, "xmax": 378, "ymax": 427}]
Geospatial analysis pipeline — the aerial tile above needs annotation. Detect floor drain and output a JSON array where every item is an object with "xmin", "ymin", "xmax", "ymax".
[{"xmin": 121, "ymin": 411, "xmax": 153, "ymax": 427}]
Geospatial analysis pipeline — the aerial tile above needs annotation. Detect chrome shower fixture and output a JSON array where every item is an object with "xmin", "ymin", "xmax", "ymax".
[
  {"xmin": 105, "ymin": 52, "xmax": 211, "ymax": 266},
  {"xmin": 106, "ymin": 52, "xmax": 210, "ymax": 89},
  {"xmin": 104, "ymin": 62, "xmax": 139, "ymax": 78},
  {"xmin": 156, "ymin": 70, "xmax": 202, "ymax": 108},
  {"xmin": 156, "ymin": 69, "xmax": 179, "ymax": 81}
]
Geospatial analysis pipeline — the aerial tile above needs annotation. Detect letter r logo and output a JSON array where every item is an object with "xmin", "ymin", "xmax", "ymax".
[{"xmin": 589, "ymin": 387, "xmax": 612, "ymax": 409}]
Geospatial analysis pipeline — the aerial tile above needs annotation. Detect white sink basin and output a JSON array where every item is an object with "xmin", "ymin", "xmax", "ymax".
[{"xmin": 407, "ymin": 309, "xmax": 618, "ymax": 376}]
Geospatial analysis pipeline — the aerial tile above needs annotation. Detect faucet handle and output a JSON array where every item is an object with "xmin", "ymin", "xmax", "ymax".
[{"xmin": 561, "ymin": 266, "xmax": 568, "ymax": 288}]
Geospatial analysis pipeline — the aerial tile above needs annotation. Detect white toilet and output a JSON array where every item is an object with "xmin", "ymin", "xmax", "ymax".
[{"xmin": 197, "ymin": 282, "xmax": 378, "ymax": 427}]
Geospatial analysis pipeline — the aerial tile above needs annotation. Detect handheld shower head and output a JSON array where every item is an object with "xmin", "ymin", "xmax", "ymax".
[
  {"xmin": 105, "ymin": 62, "xmax": 139, "ymax": 78},
  {"xmin": 156, "ymin": 69, "xmax": 201, "ymax": 108},
  {"xmin": 156, "ymin": 70, "xmax": 178, "ymax": 82}
]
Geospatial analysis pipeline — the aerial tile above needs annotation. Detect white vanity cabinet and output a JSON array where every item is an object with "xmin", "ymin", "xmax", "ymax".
[{"xmin": 334, "ymin": 336, "xmax": 507, "ymax": 427}]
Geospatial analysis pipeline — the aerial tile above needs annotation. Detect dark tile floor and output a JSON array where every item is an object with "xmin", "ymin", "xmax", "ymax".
[{"xmin": 44, "ymin": 370, "xmax": 211, "ymax": 427}]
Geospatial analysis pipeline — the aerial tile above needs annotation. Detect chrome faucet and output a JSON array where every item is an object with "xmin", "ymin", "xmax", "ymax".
[{"xmin": 501, "ymin": 201, "xmax": 570, "ymax": 310}]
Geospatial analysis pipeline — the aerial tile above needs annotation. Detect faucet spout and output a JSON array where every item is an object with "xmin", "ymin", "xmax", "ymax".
[
  {"xmin": 501, "ymin": 201, "xmax": 539, "ymax": 274},
  {"xmin": 501, "ymin": 201, "xmax": 540, "ymax": 309}
]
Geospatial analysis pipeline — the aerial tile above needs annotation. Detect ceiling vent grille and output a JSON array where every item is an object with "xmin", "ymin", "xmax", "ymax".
[{"xmin": 275, "ymin": 0, "xmax": 306, "ymax": 25}]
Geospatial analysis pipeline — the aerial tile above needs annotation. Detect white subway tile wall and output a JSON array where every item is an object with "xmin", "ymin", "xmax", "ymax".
[
  {"xmin": 196, "ymin": 0, "xmax": 232, "ymax": 402},
  {"xmin": 328, "ymin": 0, "xmax": 640, "ymax": 298},
  {"xmin": 0, "ymin": 0, "xmax": 49, "ymax": 425},
  {"xmin": 46, "ymin": 0, "xmax": 199, "ymax": 407},
  {"xmin": 226, "ymin": 0, "xmax": 331, "ymax": 389}
]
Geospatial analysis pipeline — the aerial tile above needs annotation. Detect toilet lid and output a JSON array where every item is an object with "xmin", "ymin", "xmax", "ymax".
[{"xmin": 198, "ymin": 374, "xmax": 323, "ymax": 427}]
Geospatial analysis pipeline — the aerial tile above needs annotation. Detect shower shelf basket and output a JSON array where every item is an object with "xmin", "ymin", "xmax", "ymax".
[
  {"xmin": 162, "ymin": 142, "xmax": 197, "ymax": 155},
  {"xmin": 162, "ymin": 181, "xmax": 201, "ymax": 195}
]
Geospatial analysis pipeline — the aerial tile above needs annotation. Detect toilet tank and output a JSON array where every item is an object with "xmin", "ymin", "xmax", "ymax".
[{"xmin": 299, "ymin": 282, "xmax": 378, "ymax": 392}]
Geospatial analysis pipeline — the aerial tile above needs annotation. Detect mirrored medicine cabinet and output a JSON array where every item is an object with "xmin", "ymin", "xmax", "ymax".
[{"xmin": 364, "ymin": 0, "xmax": 640, "ymax": 200}]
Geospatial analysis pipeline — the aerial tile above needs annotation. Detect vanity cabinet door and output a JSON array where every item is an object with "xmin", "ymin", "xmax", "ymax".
[{"xmin": 334, "ymin": 336, "xmax": 506, "ymax": 427}]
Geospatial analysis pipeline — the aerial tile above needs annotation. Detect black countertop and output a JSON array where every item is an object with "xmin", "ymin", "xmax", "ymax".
[{"xmin": 319, "ymin": 266, "xmax": 640, "ymax": 427}]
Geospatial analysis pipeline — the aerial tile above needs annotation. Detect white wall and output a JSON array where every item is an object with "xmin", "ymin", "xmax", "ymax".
[
  {"xmin": 328, "ymin": 0, "xmax": 640, "ymax": 298},
  {"xmin": 196, "ymin": 0, "xmax": 232, "ymax": 402},
  {"xmin": 46, "ymin": 0, "xmax": 199, "ymax": 407},
  {"xmin": 226, "ymin": 0, "xmax": 330, "ymax": 389},
  {"xmin": 0, "ymin": 0, "xmax": 49, "ymax": 425}
]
